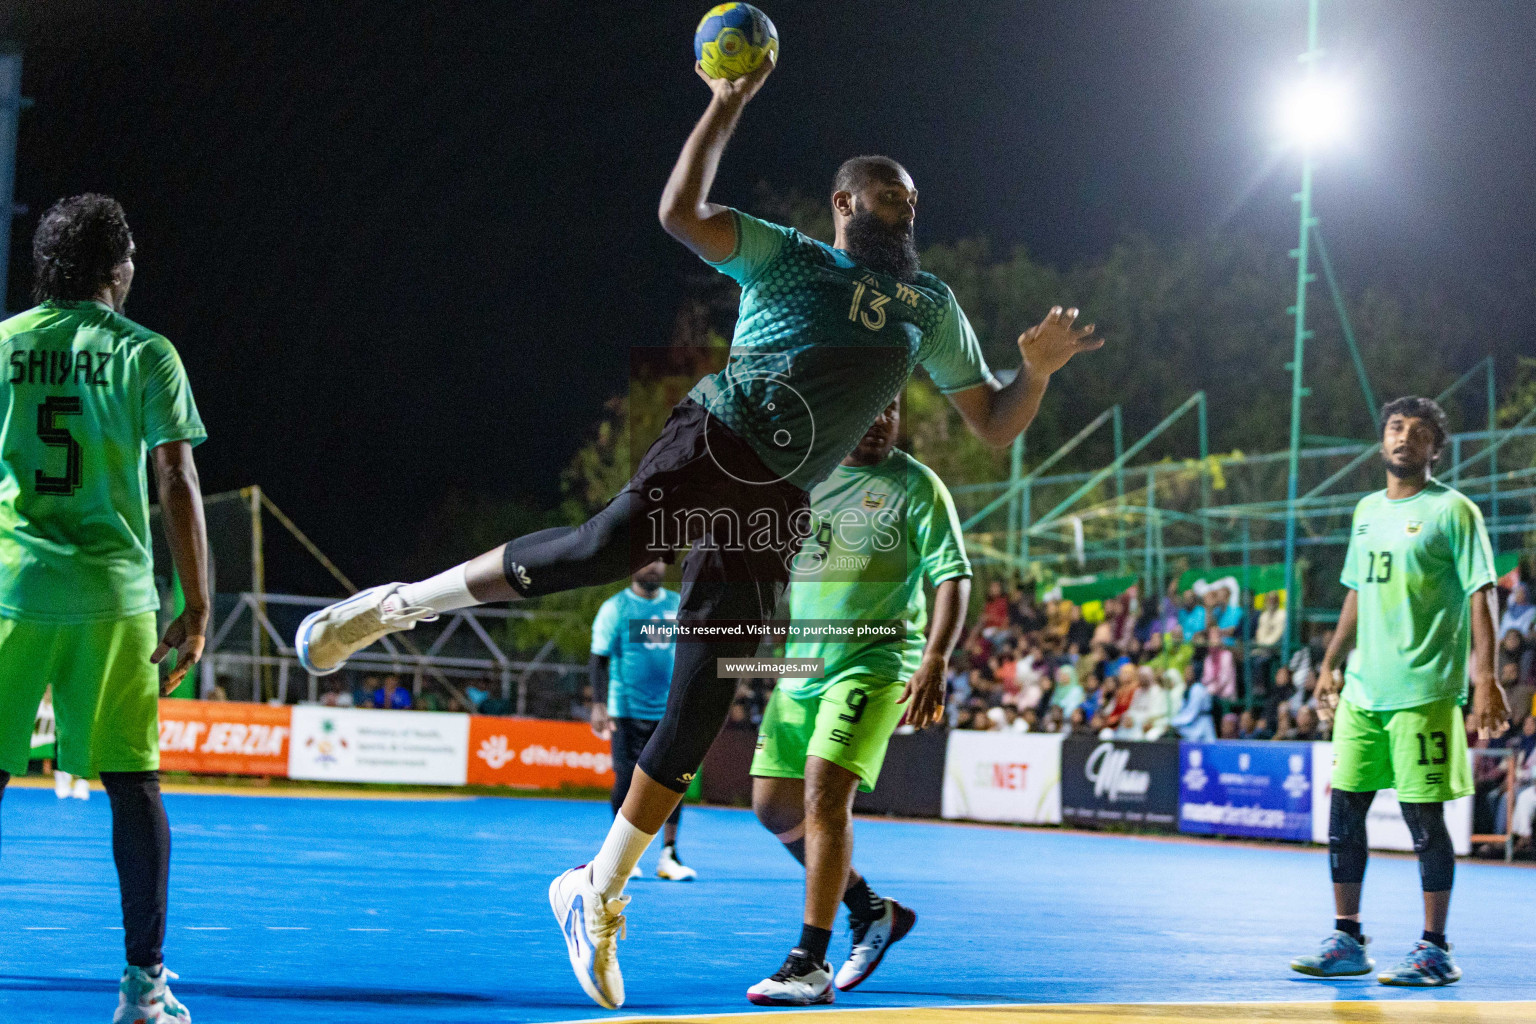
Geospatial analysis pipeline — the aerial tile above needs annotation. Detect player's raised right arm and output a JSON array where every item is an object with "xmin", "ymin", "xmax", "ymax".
[{"xmin": 657, "ymin": 56, "xmax": 775, "ymax": 262}]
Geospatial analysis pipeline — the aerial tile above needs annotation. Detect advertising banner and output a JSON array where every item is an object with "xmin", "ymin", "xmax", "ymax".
[
  {"xmin": 159, "ymin": 700, "xmax": 292, "ymax": 776},
  {"xmin": 941, "ymin": 730, "xmax": 1063, "ymax": 824},
  {"xmin": 1178, "ymin": 741, "xmax": 1313, "ymax": 841},
  {"xmin": 465, "ymin": 716, "xmax": 615, "ymax": 789},
  {"xmin": 288, "ymin": 706, "xmax": 470, "ymax": 785},
  {"xmin": 1309, "ymin": 742, "xmax": 1473, "ymax": 855},
  {"xmin": 1060, "ymin": 737, "xmax": 1180, "ymax": 830}
]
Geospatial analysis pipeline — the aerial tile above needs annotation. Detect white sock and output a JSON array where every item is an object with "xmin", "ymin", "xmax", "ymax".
[
  {"xmin": 397, "ymin": 564, "xmax": 477, "ymax": 614},
  {"xmin": 590, "ymin": 813, "xmax": 656, "ymax": 900}
]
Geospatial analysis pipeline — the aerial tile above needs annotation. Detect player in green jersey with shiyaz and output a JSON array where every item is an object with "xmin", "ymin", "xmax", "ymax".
[
  {"xmin": 747, "ymin": 398, "xmax": 968, "ymax": 1006},
  {"xmin": 293, "ymin": 53, "xmax": 1102, "ymax": 1010},
  {"xmin": 1290, "ymin": 396, "xmax": 1506, "ymax": 988},
  {"xmin": 0, "ymin": 195, "xmax": 210, "ymax": 1023}
]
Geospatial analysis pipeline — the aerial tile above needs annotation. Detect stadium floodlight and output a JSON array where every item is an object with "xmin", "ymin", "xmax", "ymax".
[{"xmin": 1277, "ymin": 76, "xmax": 1351, "ymax": 150}]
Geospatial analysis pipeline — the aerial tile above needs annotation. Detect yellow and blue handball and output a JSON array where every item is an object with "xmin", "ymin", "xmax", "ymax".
[{"xmin": 694, "ymin": 4, "xmax": 778, "ymax": 81}]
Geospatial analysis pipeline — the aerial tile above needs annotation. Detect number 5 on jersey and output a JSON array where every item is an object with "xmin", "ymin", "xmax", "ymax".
[{"xmin": 35, "ymin": 396, "xmax": 84, "ymax": 496}]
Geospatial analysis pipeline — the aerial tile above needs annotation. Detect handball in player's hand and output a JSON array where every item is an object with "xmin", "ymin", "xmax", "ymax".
[{"xmin": 695, "ymin": 3, "xmax": 778, "ymax": 81}]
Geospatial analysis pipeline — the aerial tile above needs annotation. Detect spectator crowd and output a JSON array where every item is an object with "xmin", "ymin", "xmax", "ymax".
[{"xmin": 946, "ymin": 577, "xmax": 1330, "ymax": 743}]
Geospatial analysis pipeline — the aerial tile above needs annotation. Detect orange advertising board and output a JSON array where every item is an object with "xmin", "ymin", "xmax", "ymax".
[
  {"xmin": 466, "ymin": 716, "xmax": 615, "ymax": 789},
  {"xmin": 158, "ymin": 700, "xmax": 292, "ymax": 776}
]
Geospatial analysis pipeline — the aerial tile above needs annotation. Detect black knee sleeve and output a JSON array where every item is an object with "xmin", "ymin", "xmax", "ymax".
[
  {"xmin": 101, "ymin": 771, "xmax": 171, "ymax": 968},
  {"xmin": 1400, "ymin": 801, "xmax": 1455, "ymax": 893},
  {"xmin": 1329, "ymin": 789, "xmax": 1374, "ymax": 885},
  {"xmin": 501, "ymin": 493, "xmax": 642, "ymax": 598}
]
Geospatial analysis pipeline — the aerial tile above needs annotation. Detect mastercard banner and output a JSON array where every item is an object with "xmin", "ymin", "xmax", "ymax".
[
  {"xmin": 158, "ymin": 700, "xmax": 292, "ymax": 776},
  {"xmin": 466, "ymin": 716, "xmax": 614, "ymax": 789}
]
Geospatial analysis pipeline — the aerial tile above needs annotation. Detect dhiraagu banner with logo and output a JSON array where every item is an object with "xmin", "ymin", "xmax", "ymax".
[{"xmin": 1178, "ymin": 741, "xmax": 1313, "ymax": 841}]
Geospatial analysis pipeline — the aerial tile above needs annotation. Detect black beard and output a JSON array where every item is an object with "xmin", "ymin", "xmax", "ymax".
[
  {"xmin": 844, "ymin": 210, "xmax": 920, "ymax": 283},
  {"xmin": 1383, "ymin": 452, "xmax": 1429, "ymax": 480}
]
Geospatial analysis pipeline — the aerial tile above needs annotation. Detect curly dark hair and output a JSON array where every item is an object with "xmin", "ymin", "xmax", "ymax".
[
  {"xmin": 1380, "ymin": 395, "xmax": 1449, "ymax": 454},
  {"xmin": 31, "ymin": 193, "xmax": 133, "ymax": 303}
]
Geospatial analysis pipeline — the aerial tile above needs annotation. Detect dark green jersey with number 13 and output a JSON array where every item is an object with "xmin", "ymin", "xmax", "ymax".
[{"xmin": 0, "ymin": 301, "xmax": 205, "ymax": 622}]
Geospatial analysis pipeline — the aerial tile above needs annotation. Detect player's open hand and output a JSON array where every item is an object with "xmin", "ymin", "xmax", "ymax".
[
  {"xmin": 151, "ymin": 608, "xmax": 208, "ymax": 695},
  {"xmin": 1018, "ymin": 307, "xmax": 1104, "ymax": 377},
  {"xmin": 898, "ymin": 656, "xmax": 947, "ymax": 730},
  {"xmin": 1470, "ymin": 672, "xmax": 1510, "ymax": 741},
  {"xmin": 1314, "ymin": 666, "xmax": 1341, "ymax": 726},
  {"xmin": 695, "ymin": 50, "xmax": 775, "ymax": 106},
  {"xmin": 589, "ymin": 703, "xmax": 612, "ymax": 741}
]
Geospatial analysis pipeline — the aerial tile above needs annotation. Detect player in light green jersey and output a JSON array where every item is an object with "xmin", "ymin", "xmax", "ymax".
[
  {"xmin": 746, "ymin": 399, "xmax": 969, "ymax": 1005},
  {"xmin": 1290, "ymin": 397, "xmax": 1504, "ymax": 989},
  {"xmin": 0, "ymin": 195, "xmax": 210, "ymax": 1024}
]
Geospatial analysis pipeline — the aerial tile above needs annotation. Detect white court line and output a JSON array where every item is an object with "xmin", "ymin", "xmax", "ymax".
[
  {"xmin": 266, "ymin": 926, "xmax": 310, "ymax": 931},
  {"xmin": 347, "ymin": 927, "xmax": 390, "ymax": 932},
  {"xmin": 22, "ymin": 926, "xmax": 67, "ymax": 931},
  {"xmin": 425, "ymin": 928, "xmax": 466, "ymax": 933},
  {"xmin": 184, "ymin": 926, "xmax": 229, "ymax": 931}
]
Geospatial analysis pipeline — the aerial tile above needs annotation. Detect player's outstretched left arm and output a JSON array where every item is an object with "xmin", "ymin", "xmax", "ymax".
[
  {"xmin": 899, "ymin": 576, "xmax": 970, "ymax": 729},
  {"xmin": 946, "ymin": 307, "xmax": 1104, "ymax": 448},
  {"xmin": 1469, "ymin": 583, "xmax": 1508, "ymax": 739},
  {"xmin": 150, "ymin": 440, "xmax": 210, "ymax": 694}
]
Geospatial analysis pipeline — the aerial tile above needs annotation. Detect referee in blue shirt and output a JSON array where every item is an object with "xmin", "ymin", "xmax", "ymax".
[{"xmin": 590, "ymin": 560, "xmax": 695, "ymax": 880}]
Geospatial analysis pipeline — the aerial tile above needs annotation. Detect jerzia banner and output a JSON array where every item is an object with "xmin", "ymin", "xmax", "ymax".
[{"xmin": 1060, "ymin": 737, "xmax": 1180, "ymax": 831}]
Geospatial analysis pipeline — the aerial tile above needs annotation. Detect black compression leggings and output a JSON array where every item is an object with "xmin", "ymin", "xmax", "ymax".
[{"xmin": 101, "ymin": 771, "xmax": 172, "ymax": 968}]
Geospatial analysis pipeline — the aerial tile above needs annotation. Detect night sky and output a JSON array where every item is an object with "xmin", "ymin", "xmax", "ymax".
[{"xmin": 3, "ymin": 1, "xmax": 1534, "ymax": 589}]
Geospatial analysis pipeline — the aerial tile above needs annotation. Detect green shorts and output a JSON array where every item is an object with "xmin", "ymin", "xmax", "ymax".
[
  {"xmin": 1331, "ymin": 696, "xmax": 1471, "ymax": 803},
  {"xmin": 0, "ymin": 612, "xmax": 161, "ymax": 778},
  {"xmin": 750, "ymin": 673, "xmax": 905, "ymax": 792}
]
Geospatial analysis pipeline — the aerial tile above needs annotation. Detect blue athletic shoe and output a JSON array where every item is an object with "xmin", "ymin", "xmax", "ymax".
[
  {"xmin": 548, "ymin": 866, "xmax": 629, "ymax": 1009},
  {"xmin": 1290, "ymin": 930, "xmax": 1374, "ymax": 977},
  {"xmin": 1377, "ymin": 940, "xmax": 1461, "ymax": 987}
]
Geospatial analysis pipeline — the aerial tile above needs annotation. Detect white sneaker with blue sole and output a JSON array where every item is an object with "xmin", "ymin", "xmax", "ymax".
[
  {"xmin": 549, "ymin": 866, "xmax": 629, "ymax": 1010},
  {"xmin": 1290, "ymin": 930, "xmax": 1373, "ymax": 977},
  {"xmin": 294, "ymin": 584, "xmax": 437, "ymax": 676},
  {"xmin": 1378, "ymin": 939, "xmax": 1461, "ymax": 986}
]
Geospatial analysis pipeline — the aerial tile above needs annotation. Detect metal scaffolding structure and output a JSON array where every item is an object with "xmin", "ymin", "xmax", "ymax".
[{"xmin": 956, "ymin": 358, "xmax": 1534, "ymax": 628}]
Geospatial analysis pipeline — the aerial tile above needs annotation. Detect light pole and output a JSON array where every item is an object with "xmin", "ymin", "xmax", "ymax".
[{"xmin": 1278, "ymin": 0, "xmax": 1350, "ymax": 660}]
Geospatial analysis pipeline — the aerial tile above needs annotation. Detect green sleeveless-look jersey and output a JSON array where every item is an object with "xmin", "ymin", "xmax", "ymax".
[
  {"xmin": 781, "ymin": 448, "xmax": 970, "ymax": 696},
  {"xmin": 0, "ymin": 300, "xmax": 205, "ymax": 622},
  {"xmin": 1340, "ymin": 480, "xmax": 1496, "ymax": 711}
]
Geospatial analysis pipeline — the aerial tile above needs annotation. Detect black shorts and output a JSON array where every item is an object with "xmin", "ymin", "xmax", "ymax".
[{"xmin": 499, "ymin": 399, "xmax": 809, "ymax": 793}]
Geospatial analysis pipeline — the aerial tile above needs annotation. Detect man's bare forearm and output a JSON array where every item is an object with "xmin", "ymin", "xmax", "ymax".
[
  {"xmin": 1321, "ymin": 589, "xmax": 1358, "ymax": 670},
  {"xmin": 922, "ymin": 577, "xmax": 971, "ymax": 665},
  {"xmin": 659, "ymin": 94, "xmax": 746, "ymax": 230},
  {"xmin": 158, "ymin": 457, "xmax": 210, "ymax": 616},
  {"xmin": 1470, "ymin": 583, "xmax": 1496, "ymax": 682},
  {"xmin": 953, "ymin": 367, "xmax": 1051, "ymax": 449}
]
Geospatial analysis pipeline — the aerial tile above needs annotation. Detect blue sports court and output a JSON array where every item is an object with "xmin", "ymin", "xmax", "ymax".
[{"xmin": 1, "ymin": 786, "xmax": 1532, "ymax": 1023}]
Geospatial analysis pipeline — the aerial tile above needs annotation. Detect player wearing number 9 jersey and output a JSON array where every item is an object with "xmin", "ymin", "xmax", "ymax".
[
  {"xmin": 746, "ymin": 399, "xmax": 970, "ymax": 1005},
  {"xmin": 0, "ymin": 195, "xmax": 210, "ymax": 1023},
  {"xmin": 1290, "ymin": 396, "xmax": 1503, "ymax": 989}
]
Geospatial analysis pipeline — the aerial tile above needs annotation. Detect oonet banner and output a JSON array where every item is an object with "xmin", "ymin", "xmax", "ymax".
[
  {"xmin": 1060, "ymin": 737, "xmax": 1180, "ymax": 831},
  {"xmin": 941, "ymin": 730, "xmax": 1064, "ymax": 825}
]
